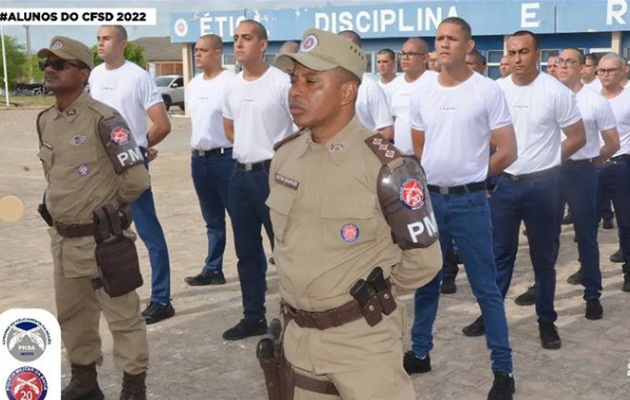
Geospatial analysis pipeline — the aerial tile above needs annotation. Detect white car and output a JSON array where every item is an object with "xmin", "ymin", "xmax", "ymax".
[{"xmin": 155, "ymin": 75, "xmax": 185, "ymax": 111}]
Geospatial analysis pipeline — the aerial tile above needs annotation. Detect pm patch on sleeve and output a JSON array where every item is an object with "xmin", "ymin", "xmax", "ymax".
[{"xmin": 98, "ymin": 116, "xmax": 144, "ymax": 174}]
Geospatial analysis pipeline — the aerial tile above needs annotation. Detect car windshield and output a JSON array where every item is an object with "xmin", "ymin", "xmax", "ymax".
[{"xmin": 154, "ymin": 77, "xmax": 173, "ymax": 88}]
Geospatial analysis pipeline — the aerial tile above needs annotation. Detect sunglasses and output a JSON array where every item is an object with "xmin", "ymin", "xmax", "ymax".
[{"xmin": 39, "ymin": 59, "xmax": 81, "ymax": 71}]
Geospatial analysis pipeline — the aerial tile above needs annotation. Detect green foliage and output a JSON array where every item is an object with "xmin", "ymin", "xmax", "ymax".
[
  {"xmin": 0, "ymin": 35, "xmax": 27, "ymax": 90},
  {"xmin": 91, "ymin": 42, "xmax": 146, "ymax": 68},
  {"xmin": 23, "ymin": 55, "xmax": 43, "ymax": 83}
]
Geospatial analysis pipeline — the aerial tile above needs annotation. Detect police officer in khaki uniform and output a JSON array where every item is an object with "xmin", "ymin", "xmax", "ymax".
[
  {"xmin": 268, "ymin": 28, "xmax": 442, "ymax": 400},
  {"xmin": 36, "ymin": 36, "xmax": 150, "ymax": 400}
]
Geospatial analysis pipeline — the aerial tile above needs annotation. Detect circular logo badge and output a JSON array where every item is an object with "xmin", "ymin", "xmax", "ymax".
[
  {"xmin": 3, "ymin": 318, "xmax": 51, "ymax": 362},
  {"xmin": 399, "ymin": 178, "xmax": 425, "ymax": 210},
  {"xmin": 110, "ymin": 126, "xmax": 129, "ymax": 145},
  {"xmin": 51, "ymin": 40, "xmax": 63, "ymax": 50},
  {"xmin": 5, "ymin": 366, "xmax": 48, "ymax": 400},
  {"xmin": 300, "ymin": 35, "xmax": 318, "ymax": 52},
  {"xmin": 340, "ymin": 223, "xmax": 359, "ymax": 243},
  {"xmin": 174, "ymin": 18, "xmax": 189, "ymax": 37}
]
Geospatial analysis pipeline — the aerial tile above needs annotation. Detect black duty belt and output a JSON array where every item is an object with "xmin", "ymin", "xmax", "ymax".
[
  {"xmin": 501, "ymin": 166, "xmax": 559, "ymax": 182},
  {"xmin": 237, "ymin": 160, "xmax": 271, "ymax": 172},
  {"xmin": 608, "ymin": 154, "xmax": 630, "ymax": 164},
  {"xmin": 427, "ymin": 181, "xmax": 487, "ymax": 195},
  {"xmin": 192, "ymin": 148, "xmax": 232, "ymax": 157},
  {"xmin": 54, "ymin": 221, "xmax": 94, "ymax": 238},
  {"xmin": 564, "ymin": 157, "xmax": 597, "ymax": 167}
]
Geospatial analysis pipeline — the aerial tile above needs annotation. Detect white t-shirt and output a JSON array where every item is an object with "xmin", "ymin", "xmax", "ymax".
[
  {"xmin": 410, "ymin": 72, "xmax": 512, "ymax": 186},
  {"xmin": 564, "ymin": 86, "xmax": 616, "ymax": 160},
  {"xmin": 607, "ymin": 87, "xmax": 630, "ymax": 157},
  {"xmin": 583, "ymin": 78, "xmax": 602, "ymax": 92},
  {"xmin": 356, "ymin": 74, "xmax": 393, "ymax": 132},
  {"xmin": 89, "ymin": 61, "xmax": 163, "ymax": 148},
  {"xmin": 390, "ymin": 71, "xmax": 438, "ymax": 155},
  {"xmin": 186, "ymin": 70, "xmax": 234, "ymax": 150},
  {"xmin": 498, "ymin": 72, "xmax": 581, "ymax": 175},
  {"xmin": 377, "ymin": 77, "xmax": 402, "ymax": 106},
  {"xmin": 222, "ymin": 66, "xmax": 293, "ymax": 164}
]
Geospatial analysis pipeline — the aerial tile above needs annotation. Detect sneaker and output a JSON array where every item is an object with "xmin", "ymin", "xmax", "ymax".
[
  {"xmin": 538, "ymin": 322, "xmax": 561, "ymax": 349},
  {"xmin": 142, "ymin": 302, "xmax": 175, "ymax": 325},
  {"xmin": 623, "ymin": 273, "xmax": 630, "ymax": 292},
  {"xmin": 487, "ymin": 372, "xmax": 515, "ymax": 400},
  {"xmin": 222, "ymin": 318, "xmax": 267, "ymax": 341},
  {"xmin": 184, "ymin": 270, "xmax": 226, "ymax": 286},
  {"xmin": 566, "ymin": 270, "xmax": 582, "ymax": 285},
  {"xmin": 403, "ymin": 351, "xmax": 431, "ymax": 374},
  {"xmin": 610, "ymin": 249, "xmax": 624, "ymax": 263},
  {"xmin": 561, "ymin": 214, "xmax": 573, "ymax": 225},
  {"xmin": 602, "ymin": 220, "xmax": 615, "ymax": 230},
  {"xmin": 514, "ymin": 286, "xmax": 536, "ymax": 306},
  {"xmin": 462, "ymin": 316, "xmax": 485, "ymax": 337},
  {"xmin": 585, "ymin": 299, "xmax": 603, "ymax": 320},
  {"xmin": 440, "ymin": 279, "xmax": 457, "ymax": 294}
]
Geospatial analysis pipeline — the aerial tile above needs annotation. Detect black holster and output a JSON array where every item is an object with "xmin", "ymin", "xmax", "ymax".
[
  {"xmin": 257, "ymin": 319, "xmax": 295, "ymax": 400},
  {"xmin": 37, "ymin": 193, "xmax": 53, "ymax": 227},
  {"xmin": 92, "ymin": 204, "xmax": 143, "ymax": 297}
]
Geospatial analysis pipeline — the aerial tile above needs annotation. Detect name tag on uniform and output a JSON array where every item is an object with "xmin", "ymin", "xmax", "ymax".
[{"xmin": 274, "ymin": 173, "xmax": 299, "ymax": 190}]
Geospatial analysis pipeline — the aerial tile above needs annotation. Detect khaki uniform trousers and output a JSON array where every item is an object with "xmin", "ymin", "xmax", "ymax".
[{"xmin": 50, "ymin": 228, "xmax": 149, "ymax": 375}]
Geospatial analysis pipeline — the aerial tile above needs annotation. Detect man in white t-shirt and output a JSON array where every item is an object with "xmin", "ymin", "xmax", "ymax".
[
  {"xmin": 222, "ymin": 20, "xmax": 294, "ymax": 340},
  {"xmin": 582, "ymin": 53, "xmax": 603, "ymax": 91},
  {"xmin": 499, "ymin": 55, "xmax": 511, "ymax": 79},
  {"xmin": 554, "ymin": 48, "xmax": 620, "ymax": 319},
  {"xmin": 462, "ymin": 31, "xmax": 586, "ymax": 350},
  {"xmin": 184, "ymin": 34, "xmax": 235, "ymax": 287},
  {"xmin": 406, "ymin": 17, "xmax": 518, "ymax": 400},
  {"xmin": 466, "ymin": 49, "xmax": 487, "ymax": 75},
  {"xmin": 428, "ymin": 51, "xmax": 441, "ymax": 73},
  {"xmin": 89, "ymin": 25, "xmax": 175, "ymax": 325},
  {"xmin": 376, "ymin": 48, "xmax": 399, "ymax": 103},
  {"xmin": 597, "ymin": 52, "xmax": 630, "ymax": 292},
  {"xmin": 338, "ymin": 30, "xmax": 394, "ymax": 139},
  {"xmin": 546, "ymin": 52, "xmax": 560, "ymax": 78}
]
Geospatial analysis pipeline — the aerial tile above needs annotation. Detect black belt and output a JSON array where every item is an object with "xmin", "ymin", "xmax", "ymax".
[
  {"xmin": 608, "ymin": 154, "xmax": 630, "ymax": 164},
  {"xmin": 192, "ymin": 147, "xmax": 232, "ymax": 157},
  {"xmin": 564, "ymin": 157, "xmax": 597, "ymax": 167},
  {"xmin": 501, "ymin": 166, "xmax": 559, "ymax": 182},
  {"xmin": 236, "ymin": 160, "xmax": 271, "ymax": 172},
  {"xmin": 427, "ymin": 181, "xmax": 486, "ymax": 195}
]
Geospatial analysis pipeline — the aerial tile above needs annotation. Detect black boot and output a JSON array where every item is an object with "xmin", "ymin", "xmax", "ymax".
[
  {"xmin": 61, "ymin": 363, "xmax": 104, "ymax": 400},
  {"xmin": 120, "ymin": 371, "xmax": 147, "ymax": 400}
]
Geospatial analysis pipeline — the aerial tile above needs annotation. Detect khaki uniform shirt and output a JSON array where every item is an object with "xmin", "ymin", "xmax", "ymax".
[
  {"xmin": 267, "ymin": 117, "xmax": 441, "ymax": 373},
  {"xmin": 37, "ymin": 92, "xmax": 150, "ymax": 225}
]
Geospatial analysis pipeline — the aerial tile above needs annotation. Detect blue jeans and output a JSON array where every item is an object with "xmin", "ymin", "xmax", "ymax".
[
  {"xmin": 132, "ymin": 150, "xmax": 171, "ymax": 304},
  {"xmin": 191, "ymin": 150, "xmax": 235, "ymax": 274},
  {"xmin": 598, "ymin": 159, "xmax": 630, "ymax": 271},
  {"xmin": 412, "ymin": 190, "xmax": 513, "ymax": 373},
  {"xmin": 556, "ymin": 162, "xmax": 601, "ymax": 300},
  {"xmin": 491, "ymin": 174, "xmax": 559, "ymax": 323},
  {"xmin": 229, "ymin": 166, "xmax": 273, "ymax": 321},
  {"xmin": 442, "ymin": 242, "xmax": 459, "ymax": 281},
  {"xmin": 596, "ymin": 165, "xmax": 615, "ymax": 224}
]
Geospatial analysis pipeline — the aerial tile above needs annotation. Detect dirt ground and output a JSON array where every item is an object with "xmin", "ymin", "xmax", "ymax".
[{"xmin": 1, "ymin": 108, "xmax": 629, "ymax": 400}]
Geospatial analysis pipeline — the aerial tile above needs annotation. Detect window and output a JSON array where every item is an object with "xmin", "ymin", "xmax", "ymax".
[{"xmin": 486, "ymin": 50, "xmax": 504, "ymax": 80}]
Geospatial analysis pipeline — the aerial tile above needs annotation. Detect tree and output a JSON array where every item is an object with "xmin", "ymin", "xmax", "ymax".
[
  {"xmin": 23, "ymin": 55, "xmax": 43, "ymax": 84},
  {"xmin": 91, "ymin": 42, "xmax": 146, "ymax": 69},
  {"xmin": 0, "ymin": 35, "xmax": 27, "ymax": 90}
]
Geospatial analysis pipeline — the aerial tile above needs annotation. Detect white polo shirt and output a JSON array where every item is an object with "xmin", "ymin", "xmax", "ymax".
[
  {"xmin": 410, "ymin": 72, "xmax": 512, "ymax": 187},
  {"xmin": 186, "ymin": 70, "xmax": 234, "ymax": 151},
  {"xmin": 564, "ymin": 86, "xmax": 616, "ymax": 160},
  {"xmin": 498, "ymin": 72, "xmax": 581, "ymax": 175},
  {"xmin": 89, "ymin": 61, "xmax": 163, "ymax": 148},
  {"xmin": 222, "ymin": 66, "xmax": 293, "ymax": 164},
  {"xmin": 356, "ymin": 74, "xmax": 393, "ymax": 132},
  {"xmin": 607, "ymin": 86, "xmax": 630, "ymax": 157},
  {"xmin": 390, "ymin": 71, "xmax": 437, "ymax": 155}
]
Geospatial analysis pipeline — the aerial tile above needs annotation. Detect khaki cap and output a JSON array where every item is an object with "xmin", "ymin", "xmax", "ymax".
[
  {"xmin": 37, "ymin": 36, "xmax": 93, "ymax": 69},
  {"xmin": 276, "ymin": 28, "xmax": 367, "ymax": 81}
]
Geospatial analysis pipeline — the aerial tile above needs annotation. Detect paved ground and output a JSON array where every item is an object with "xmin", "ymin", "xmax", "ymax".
[{"xmin": 1, "ymin": 108, "xmax": 629, "ymax": 399}]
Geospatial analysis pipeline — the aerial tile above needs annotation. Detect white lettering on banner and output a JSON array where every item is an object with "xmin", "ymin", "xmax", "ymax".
[
  {"xmin": 199, "ymin": 15, "xmax": 246, "ymax": 38},
  {"xmin": 521, "ymin": 3, "xmax": 541, "ymax": 28},
  {"xmin": 607, "ymin": 0, "xmax": 628, "ymax": 25},
  {"xmin": 314, "ymin": 6, "xmax": 457, "ymax": 34},
  {"xmin": 407, "ymin": 212, "xmax": 438, "ymax": 244}
]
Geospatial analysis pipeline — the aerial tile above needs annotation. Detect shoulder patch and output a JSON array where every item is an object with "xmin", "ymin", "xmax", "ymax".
[
  {"xmin": 87, "ymin": 99, "xmax": 117, "ymax": 120},
  {"xmin": 274, "ymin": 129, "xmax": 305, "ymax": 151},
  {"xmin": 364, "ymin": 133, "xmax": 403, "ymax": 166}
]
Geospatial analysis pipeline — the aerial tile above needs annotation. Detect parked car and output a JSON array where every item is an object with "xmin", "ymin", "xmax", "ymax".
[{"xmin": 155, "ymin": 75, "xmax": 185, "ymax": 111}]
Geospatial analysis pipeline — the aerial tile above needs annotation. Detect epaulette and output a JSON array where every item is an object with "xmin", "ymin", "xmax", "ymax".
[
  {"xmin": 37, "ymin": 105, "xmax": 55, "ymax": 119},
  {"xmin": 364, "ymin": 133, "xmax": 404, "ymax": 168},
  {"xmin": 88, "ymin": 99, "xmax": 117, "ymax": 120},
  {"xmin": 273, "ymin": 128, "xmax": 306, "ymax": 151}
]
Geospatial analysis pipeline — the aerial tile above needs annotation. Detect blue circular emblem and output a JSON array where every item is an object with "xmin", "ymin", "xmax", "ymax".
[{"xmin": 340, "ymin": 223, "xmax": 359, "ymax": 243}]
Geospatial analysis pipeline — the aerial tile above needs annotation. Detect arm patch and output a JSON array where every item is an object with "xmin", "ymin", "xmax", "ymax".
[
  {"xmin": 364, "ymin": 133, "xmax": 439, "ymax": 249},
  {"xmin": 98, "ymin": 114, "xmax": 144, "ymax": 174}
]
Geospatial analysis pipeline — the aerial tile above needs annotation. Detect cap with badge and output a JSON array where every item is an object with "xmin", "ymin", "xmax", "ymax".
[
  {"xmin": 276, "ymin": 28, "xmax": 367, "ymax": 82},
  {"xmin": 37, "ymin": 36, "xmax": 94, "ymax": 70}
]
